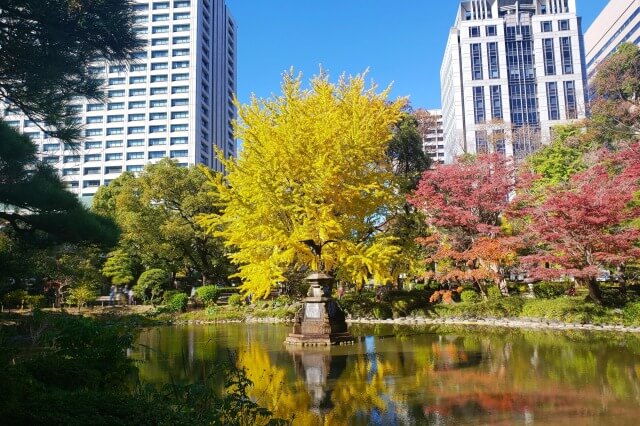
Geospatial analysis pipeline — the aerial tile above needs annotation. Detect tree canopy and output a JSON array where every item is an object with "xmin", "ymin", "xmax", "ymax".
[{"xmin": 200, "ymin": 71, "xmax": 406, "ymax": 297}]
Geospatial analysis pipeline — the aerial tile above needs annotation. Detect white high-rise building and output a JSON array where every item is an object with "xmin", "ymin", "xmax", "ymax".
[
  {"xmin": 585, "ymin": 0, "xmax": 640, "ymax": 83},
  {"xmin": 2, "ymin": 0, "xmax": 236, "ymax": 203},
  {"xmin": 440, "ymin": 0, "xmax": 587, "ymax": 163},
  {"xmin": 423, "ymin": 109, "xmax": 445, "ymax": 165}
]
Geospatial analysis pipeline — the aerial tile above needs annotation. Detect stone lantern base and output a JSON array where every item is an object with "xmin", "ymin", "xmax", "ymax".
[{"xmin": 285, "ymin": 272, "xmax": 355, "ymax": 346}]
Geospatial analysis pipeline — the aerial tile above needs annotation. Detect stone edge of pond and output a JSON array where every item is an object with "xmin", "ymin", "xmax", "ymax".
[
  {"xmin": 171, "ymin": 315, "xmax": 640, "ymax": 333},
  {"xmin": 346, "ymin": 317, "xmax": 640, "ymax": 333}
]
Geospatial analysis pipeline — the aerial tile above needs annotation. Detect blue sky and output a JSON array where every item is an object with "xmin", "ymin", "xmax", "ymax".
[{"xmin": 227, "ymin": 0, "xmax": 609, "ymax": 110}]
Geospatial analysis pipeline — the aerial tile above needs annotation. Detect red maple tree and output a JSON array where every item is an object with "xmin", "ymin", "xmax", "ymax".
[
  {"xmin": 514, "ymin": 144, "xmax": 640, "ymax": 303},
  {"xmin": 409, "ymin": 154, "xmax": 519, "ymax": 297}
]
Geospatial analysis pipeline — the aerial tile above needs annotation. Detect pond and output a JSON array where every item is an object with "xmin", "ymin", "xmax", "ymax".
[{"xmin": 131, "ymin": 323, "xmax": 640, "ymax": 425}]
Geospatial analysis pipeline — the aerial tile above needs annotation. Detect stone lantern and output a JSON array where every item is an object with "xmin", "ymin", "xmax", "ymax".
[{"xmin": 285, "ymin": 272, "xmax": 355, "ymax": 346}]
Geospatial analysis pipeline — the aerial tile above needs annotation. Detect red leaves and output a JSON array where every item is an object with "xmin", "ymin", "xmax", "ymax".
[{"xmin": 514, "ymin": 143, "xmax": 640, "ymax": 281}]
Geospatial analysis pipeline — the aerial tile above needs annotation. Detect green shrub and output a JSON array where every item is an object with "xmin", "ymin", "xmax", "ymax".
[
  {"xmin": 25, "ymin": 294, "xmax": 46, "ymax": 309},
  {"xmin": 487, "ymin": 286, "xmax": 502, "ymax": 299},
  {"xmin": 273, "ymin": 294, "xmax": 294, "ymax": 307},
  {"xmin": 162, "ymin": 290, "xmax": 181, "ymax": 304},
  {"xmin": 228, "ymin": 294, "xmax": 243, "ymax": 306},
  {"xmin": 533, "ymin": 281, "xmax": 568, "ymax": 299},
  {"xmin": 67, "ymin": 286, "xmax": 97, "ymax": 309},
  {"xmin": 134, "ymin": 269, "xmax": 167, "ymax": 303},
  {"xmin": 195, "ymin": 285, "xmax": 220, "ymax": 306},
  {"xmin": 520, "ymin": 297, "xmax": 618, "ymax": 324},
  {"xmin": 3, "ymin": 290, "xmax": 27, "ymax": 308},
  {"xmin": 460, "ymin": 289, "xmax": 481, "ymax": 304},
  {"xmin": 391, "ymin": 299, "xmax": 410, "ymax": 317},
  {"xmin": 372, "ymin": 303, "xmax": 392, "ymax": 319},
  {"xmin": 623, "ymin": 302, "xmax": 640, "ymax": 326},
  {"xmin": 167, "ymin": 293, "xmax": 189, "ymax": 313}
]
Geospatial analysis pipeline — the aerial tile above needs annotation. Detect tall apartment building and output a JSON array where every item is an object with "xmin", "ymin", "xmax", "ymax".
[
  {"xmin": 440, "ymin": 0, "xmax": 587, "ymax": 163},
  {"xmin": 1, "ymin": 0, "xmax": 236, "ymax": 203},
  {"xmin": 423, "ymin": 109, "xmax": 446, "ymax": 165},
  {"xmin": 585, "ymin": 0, "xmax": 640, "ymax": 82}
]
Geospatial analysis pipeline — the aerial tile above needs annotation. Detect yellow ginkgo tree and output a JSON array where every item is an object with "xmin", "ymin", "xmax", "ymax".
[{"xmin": 199, "ymin": 70, "xmax": 406, "ymax": 298}]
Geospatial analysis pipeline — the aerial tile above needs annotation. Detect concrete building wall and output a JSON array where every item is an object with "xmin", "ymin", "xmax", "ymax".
[
  {"xmin": 441, "ymin": 0, "xmax": 587, "ymax": 162},
  {"xmin": 585, "ymin": 0, "xmax": 640, "ymax": 82},
  {"xmin": 1, "ymin": 0, "xmax": 236, "ymax": 202}
]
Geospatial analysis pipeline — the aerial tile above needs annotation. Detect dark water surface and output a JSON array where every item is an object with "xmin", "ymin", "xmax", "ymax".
[{"xmin": 131, "ymin": 323, "xmax": 640, "ymax": 425}]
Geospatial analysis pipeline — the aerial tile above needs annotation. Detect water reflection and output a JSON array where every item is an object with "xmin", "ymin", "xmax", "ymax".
[{"xmin": 131, "ymin": 324, "xmax": 640, "ymax": 425}]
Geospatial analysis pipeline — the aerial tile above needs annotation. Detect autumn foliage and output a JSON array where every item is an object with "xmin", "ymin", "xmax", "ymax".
[
  {"xmin": 409, "ymin": 154, "xmax": 519, "ymax": 296},
  {"xmin": 200, "ymin": 71, "xmax": 405, "ymax": 298},
  {"xmin": 513, "ymin": 144, "xmax": 640, "ymax": 302}
]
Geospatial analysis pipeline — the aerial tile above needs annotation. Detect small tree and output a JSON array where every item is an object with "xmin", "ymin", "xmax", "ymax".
[
  {"xmin": 409, "ymin": 154, "xmax": 518, "ymax": 297},
  {"xmin": 515, "ymin": 144, "xmax": 640, "ymax": 303},
  {"xmin": 67, "ymin": 285, "xmax": 97, "ymax": 311},
  {"xmin": 134, "ymin": 269, "xmax": 168, "ymax": 304}
]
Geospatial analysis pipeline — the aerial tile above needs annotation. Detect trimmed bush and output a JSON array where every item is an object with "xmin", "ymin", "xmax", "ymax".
[
  {"xmin": 623, "ymin": 302, "xmax": 640, "ymax": 325},
  {"xmin": 162, "ymin": 290, "xmax": 181, "ymax": 304},
  {"xmin": 533, "ymin": 281, "xmax": 568, "ymax": 299},
  {"xmin": 195, "ymin": 285, "xmax": 220, "ymax": 306},
  {"xmin": 460, "ymin": 289, "xmax": 481, "ymax": 304},
  {"xmin": 3, "ymin": 290, "xmax": 28, "ymax": 309},
  {"xmin": 167, "ymin": 293, "xmax": 189, "ymax": 312},
  {"xmin": 228, "ymin": 294, "xmax": 243, "ymax": 306},
  {"xmin": 134, "ymin": 269, "xmax": 167, "ymax": 303},
  {"xmin": 67, "ymin": 286, "xmax": 97, "ymax": 309},
  {"xmin": 487, "ymin": 286, "xmax": 502, "ymax": 299}
]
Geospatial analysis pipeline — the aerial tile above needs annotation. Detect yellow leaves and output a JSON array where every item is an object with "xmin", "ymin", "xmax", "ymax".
[{"xmin": 200, "ymin": 70, "xmax": 405, "ymax": 296}]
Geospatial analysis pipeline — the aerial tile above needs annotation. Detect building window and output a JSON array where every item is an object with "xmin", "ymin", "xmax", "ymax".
[
  {"xmin": 127, "ymin": 152, "xmax": 145, "ymax": 160},
  {"xmin": 171, "ymin": 136, "xmax": 188, "ymax": 145},
  {"xmin": 150, "ymin": 100, "xmax": 167, "ymax": 108},
  {"xmin": 104, "ymin": 166, "xmax": 122, "ymax": 174},
  {"xmin": 541, "ymin": 21, "xmax": 552, "ymax": 32},
  {"xmin": 152, "ymin": 13, "xmax": 169, "ymax": 22},
  {"xmin": 63, "ymin": 168, "xmax": 79, "ymax": 176},
  {"xmin": 564, "ymin": 81, "xmax": 577, "ymax": 119},
  {"xmin": 172, "ymin": 73, "xmax": 189, "ymax": 81},
  {"xmin": 106, "ymin": 140, "xmax": 123, "ymax": 148},
  {"xmin": 150, "ymin": 87, "xmax": 168, "ymax": 95},
  {"xmin": 151, "ymin": 62, "xmax": 168, "ymax": 70},
  {"xmin": 86, "ymin": 116, "xmax": 103, "ymax": 124},
  {"xmin": 129, "ymin": 101, "xmax": 146, "ymax": 109},
  {"xmin": 173, "ymin": 24, "xmax": 190, "ymax": 32},
  {"xmin": 85, "ymin": 129, "xmax": 102, "ymax": 137},
  {"xmin": 475, "ymin": 130, "xmax": 488, "ymax": 154},
  {"xmin": 149, "ymin": 112, "xmax": 167, "ymax": 120},
  {"xmin": 171, "ymin": 124, "xmax": 188, "ymax": 132},
  {"xmin": 172, "ymin": 48, "xmax": 189, "ymax": 56},
  {"xmin": 148, "ymin": 151, "xmax": 166, "ymax": 159},
  {"xmin": 149, "ymin": 138, "xmax": 166, "ymax": 146},
  {"xmin": 105, "ymin": 153, "xmax": 122, "ymax": 161},
  {"xmin": 172, "ymin": 61, "xmax": 189, "ymax": 69},
  {"xmin": 546, "ymin": 82, "xmax": 560, "ymax": 120},
  {"xmin": 128, "ymin": 113, "xmax": 145, "ymax": 121},
  {"xmin": 174, "ymin": 1, "xmax": 190, "ymax": 7},
  {"xmin": 470, "ymin": 43, "xmax": 483, "ymax": 80},
  {"xmin": 560, "ymin": 37, "xmax": 573, "ymax": 74},
  {"xmin": 129, "ymin": 88, "xmax": 146, "ymax": 97},
  {"xmin": 171, "ymin": 111, "xmax": 188, "ymax": 119},
  {"xmin": 130, "ymin": 64, "xmax": 147, "ymax": 72},
  {"xmin": 473, "ymin": 86, "xmax": 485, "ymax": 124},
  {"xmin": 127, "ymin": 139, "xmax": 144, "ymax": 147},
  {"xmin": 151, "ymin": 74, "xmax": 168, "ymax": 83},
  {"xmin": 63, "ymin": 155, "xmax": 81, "ymax": 163},
  {"xmin": 106, "ymin": 127, "xmax": 123, "ymax": 136},
  {"xmin": 128, "ymin": 126, "xmax": 145, "ymax": 134},
  {"xmin": 107, "ymin": 102, "xmax": 123, "ymax": 111},
  {"xmin": 170, "ymin": 150, "xmax": 188, "ymax": 158},
  {"xmin": 559, "ymin": 20, "xmax": 570, "ymax": 31},
  {"xmin": 174, "ymin": 12, "xmax": 190, "ymax": 20},
  {"xmin": 84, "ymin": 154, "xmax": 101, "ymax": 162},
  {"xmin": 152, "ymin": 25, "xmax": 169, "ymax": 34},
  {"xmin": 172, "ymin": 98, "xmax": 188, "ymax": 107},
  {"xmin": 108, "ymin": 77, "xmax": 125, "ymax": 85},
  {"xmin": 107, "ymin": 115, "xmax": 124, "ymax": 123},
  {"xmin": 127, "ymin": 165, "xmax": 144, "ymax": 172},
  {"xmin": 151, "ymin": 50, "xmax": 168, "ymax": 58},
  {"xmin": 152, "ymin": 38, "xmax": 169, "ymax": 46},
  {"xmin": 152, "ymin": 2, "xmax": 170, "ymax": 10},
  {"xmin": 543, "ymin": 38, "xmax": 555, "ymax": 75},
  {"xmin": 131, "ymin": 51, "xmax": 147, "ymax": 59},
  {"xmin": 84, "ymin": 141, "xmax": 102, "ymax": 149},
  {"xmin": 171, "ymin": 85, "xmax": 188, "ymax": 94},
  {"xmin": 108, "ymin": 90, "xmax": 124, "ymax": 98},
  {"xmin": 173, "ymin": 36, "xmax": 189, "ymax": 44},
  {"xmin": 109, "ymin": 65, "xmax": 125, "ymax": 73},
  {"xmin": 149, "ymin": 125, "xmax": 167, "ymax": 133},
  {"xmin": 83, "ymin": 180, "xmax": 100, "ymax": 188},
  {"xmin": 469, "ymin": 26, "xmax": 480, "ymax": 38},
  {"xmin": 129, "ymin": 76, "xmax": 147, "ymax": 84},
  {"xmin": 488, "ymin": 42, "xmax": 499, "ymax": 79},
  {"xmin": 490, "ymin": 85, "xmax": 502, "ymax": 119},
  {"xmin": 486, "ymin": 25, "xmax": 497, "ymax": 37}
]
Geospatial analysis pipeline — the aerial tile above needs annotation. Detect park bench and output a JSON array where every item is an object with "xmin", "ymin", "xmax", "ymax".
[{"xmin": 95, "ymin": 295, "xmax": 126, "ymax": 307}]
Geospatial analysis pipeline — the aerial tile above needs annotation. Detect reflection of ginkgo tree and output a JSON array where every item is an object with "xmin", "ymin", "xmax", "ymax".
[{"xmin": 236, "ymin": 343, "xmax": 317, "ymax": 425}]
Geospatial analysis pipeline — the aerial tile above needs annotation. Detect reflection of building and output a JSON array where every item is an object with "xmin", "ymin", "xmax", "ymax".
[
  {"xmin": 1, "ymin": 0, "xmax": 237, "ymax": 204},
  {"xmin": 441, "ymin": 0, "xmax": 588, "ymax": 163},
  {"xmin": 423, "ymin": 109, "xmax": 445, "ymax": 165},
  {"xmin": 585, "ymin": 0, "xmax": 640, "ymax": 84}
]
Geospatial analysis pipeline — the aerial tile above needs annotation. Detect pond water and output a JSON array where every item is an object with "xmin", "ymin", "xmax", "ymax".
[{"xmin": 131, "ymin": 324, "xmax": 640, "ymax": 425}]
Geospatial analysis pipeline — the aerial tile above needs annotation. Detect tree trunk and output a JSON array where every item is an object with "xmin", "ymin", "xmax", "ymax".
[
  {"xmin": 498, "ymin": 279, "xmax": 510, "ymax": 296},
  {"xmin": 586, "ymin": 277, "xmax": 603, "ymax": 304}
]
